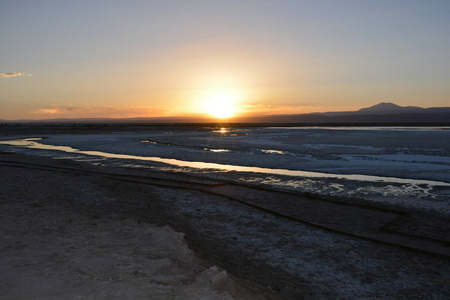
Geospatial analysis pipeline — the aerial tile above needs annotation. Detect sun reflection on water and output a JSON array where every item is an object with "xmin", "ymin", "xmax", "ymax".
[{"xmin": 213, "ymin": 128, "xmax": 230, "ymax": 134}]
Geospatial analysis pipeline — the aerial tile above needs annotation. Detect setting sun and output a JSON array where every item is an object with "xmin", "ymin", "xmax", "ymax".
[{"xmin": 203, "ymin": 91, "xmax": 240, "ymax": 119}]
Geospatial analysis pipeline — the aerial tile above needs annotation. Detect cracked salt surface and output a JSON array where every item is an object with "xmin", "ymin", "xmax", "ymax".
[{"xmin": 156, "ymin": 186, "xmax": 450, "ymax": 299}]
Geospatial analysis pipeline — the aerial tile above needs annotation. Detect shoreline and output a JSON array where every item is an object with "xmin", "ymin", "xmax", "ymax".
[
  {"xmin": 3, "ymin": 136, "xmax": 449, "ymax": 187},
  {"xmin": 1, "ymin": 128, "xmax": 449, "ymax": 220}
]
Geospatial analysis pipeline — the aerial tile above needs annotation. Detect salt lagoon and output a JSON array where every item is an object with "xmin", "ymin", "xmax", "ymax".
[
  {"xmin": 1, "ymin": 126, "xmax": 449, "ymax": 206},
  {"xmin": 1, "ymin": 125, "xmax": 450, "ymax": 299}
]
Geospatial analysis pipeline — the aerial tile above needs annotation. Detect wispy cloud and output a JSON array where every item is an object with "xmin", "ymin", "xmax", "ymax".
[
  {"xmin": 239, "ymin": 104, "xmax": 325, "ymax": 115},
  {"xmin": 0, "ymin": 72, "xmax": 32, "ymax": 78},
  {"xmin": 34, "ymin": 109, "xmax": 60, "ymax": 114},
  {"xmin": 31, "ymin": 106, "xmax": 167, "ymax": 118}
]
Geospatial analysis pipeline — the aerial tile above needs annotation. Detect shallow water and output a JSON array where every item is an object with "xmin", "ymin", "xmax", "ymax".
[
  {"xmin": 1, "ymin": 126, "xmax": 449, "ymax": 206},
  {"xmin": 1, "ymin": 137, "xmax": 449, "ymax": 187}
]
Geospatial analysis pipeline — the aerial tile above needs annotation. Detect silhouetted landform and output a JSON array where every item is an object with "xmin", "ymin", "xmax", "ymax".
[{"xmin": 2, "ymin": 102, "xmax": 450, "ymax": 124}]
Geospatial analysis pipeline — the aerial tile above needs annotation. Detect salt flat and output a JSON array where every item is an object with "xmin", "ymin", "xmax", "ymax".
[
  {"xmin": 0, "ymin": 125, "xmax": 449, "ymax": 299},
  {"xmin": 2, "ymin": 126, "xmax": 449, "ymax": 214}
]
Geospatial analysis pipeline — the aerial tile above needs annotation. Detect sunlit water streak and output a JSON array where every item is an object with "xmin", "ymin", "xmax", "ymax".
[{"xmin": 1, "ymin": 138, "xmax": 450, "ymax": 188}]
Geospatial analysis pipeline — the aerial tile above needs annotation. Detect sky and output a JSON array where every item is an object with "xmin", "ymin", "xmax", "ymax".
[{"xmin": 1, "ymin": 0, "xmax": 449, "ymax": 120}]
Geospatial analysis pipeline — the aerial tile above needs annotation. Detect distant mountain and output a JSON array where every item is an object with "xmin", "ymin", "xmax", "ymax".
[
  {"xmin": 1, "ymin": 102, "xmax": 449, "ymax": 124},
  {"xmin": 360, "ymin": 102, "xmax": 403, "ymax": 112},
  {"xmin": 239, "ymin": 102, "xmax": 450, "ymax": 124},
  {"xmin": 356, "ymin": 102, "xmax": 425, "ymax": 114}
]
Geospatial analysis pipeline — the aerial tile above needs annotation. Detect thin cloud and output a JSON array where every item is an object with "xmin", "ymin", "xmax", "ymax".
[
  {"xmin": 0, "ymin": 72, "xmax": 32, "ymax": 78},
  {"xmin": 33, "ymin": 109, "xmax": 60, "ymax": 114},
  {"xmin": 31, "ymin": 106, "xmax": 167, "ymax": 118},
  {"xmin": 239, "ymin": 104, "xmax": 330, "ymax": 115}
]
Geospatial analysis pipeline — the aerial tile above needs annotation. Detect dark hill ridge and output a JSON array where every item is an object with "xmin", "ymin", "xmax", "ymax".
[
  {"xmin": 326, "ymin": 102, "xmax": 450, "ymax": 116},
  {"xmin": 357, "ymin": 102, "xmax": 425, "ymax": 114},
  {"xmin": 360, "ymin": 102, "xmax": 405, "ymax": 111},
  {"xmin": 2, "ymin": 102, "xmax": 450, "ymax": 124}
]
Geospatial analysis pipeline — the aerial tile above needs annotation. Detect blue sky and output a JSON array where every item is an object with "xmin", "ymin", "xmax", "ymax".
[{"xmin": 1, "ymin": 0, "xmax": 449, "ymax": 119}]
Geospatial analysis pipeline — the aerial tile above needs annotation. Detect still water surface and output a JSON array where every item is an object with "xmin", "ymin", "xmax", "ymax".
[{"xmin": 1, "ymin": 138, "xmax": 449, "ymax": 187}]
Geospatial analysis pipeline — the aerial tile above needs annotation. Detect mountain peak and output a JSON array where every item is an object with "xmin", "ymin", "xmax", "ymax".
[
  {"xmin": 358, "ymin": 102, "xmax": 401, "ymax": 112},
  {"xmin": 358, "ymin": 102, "xmax": 424, "ymax": 114}
]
